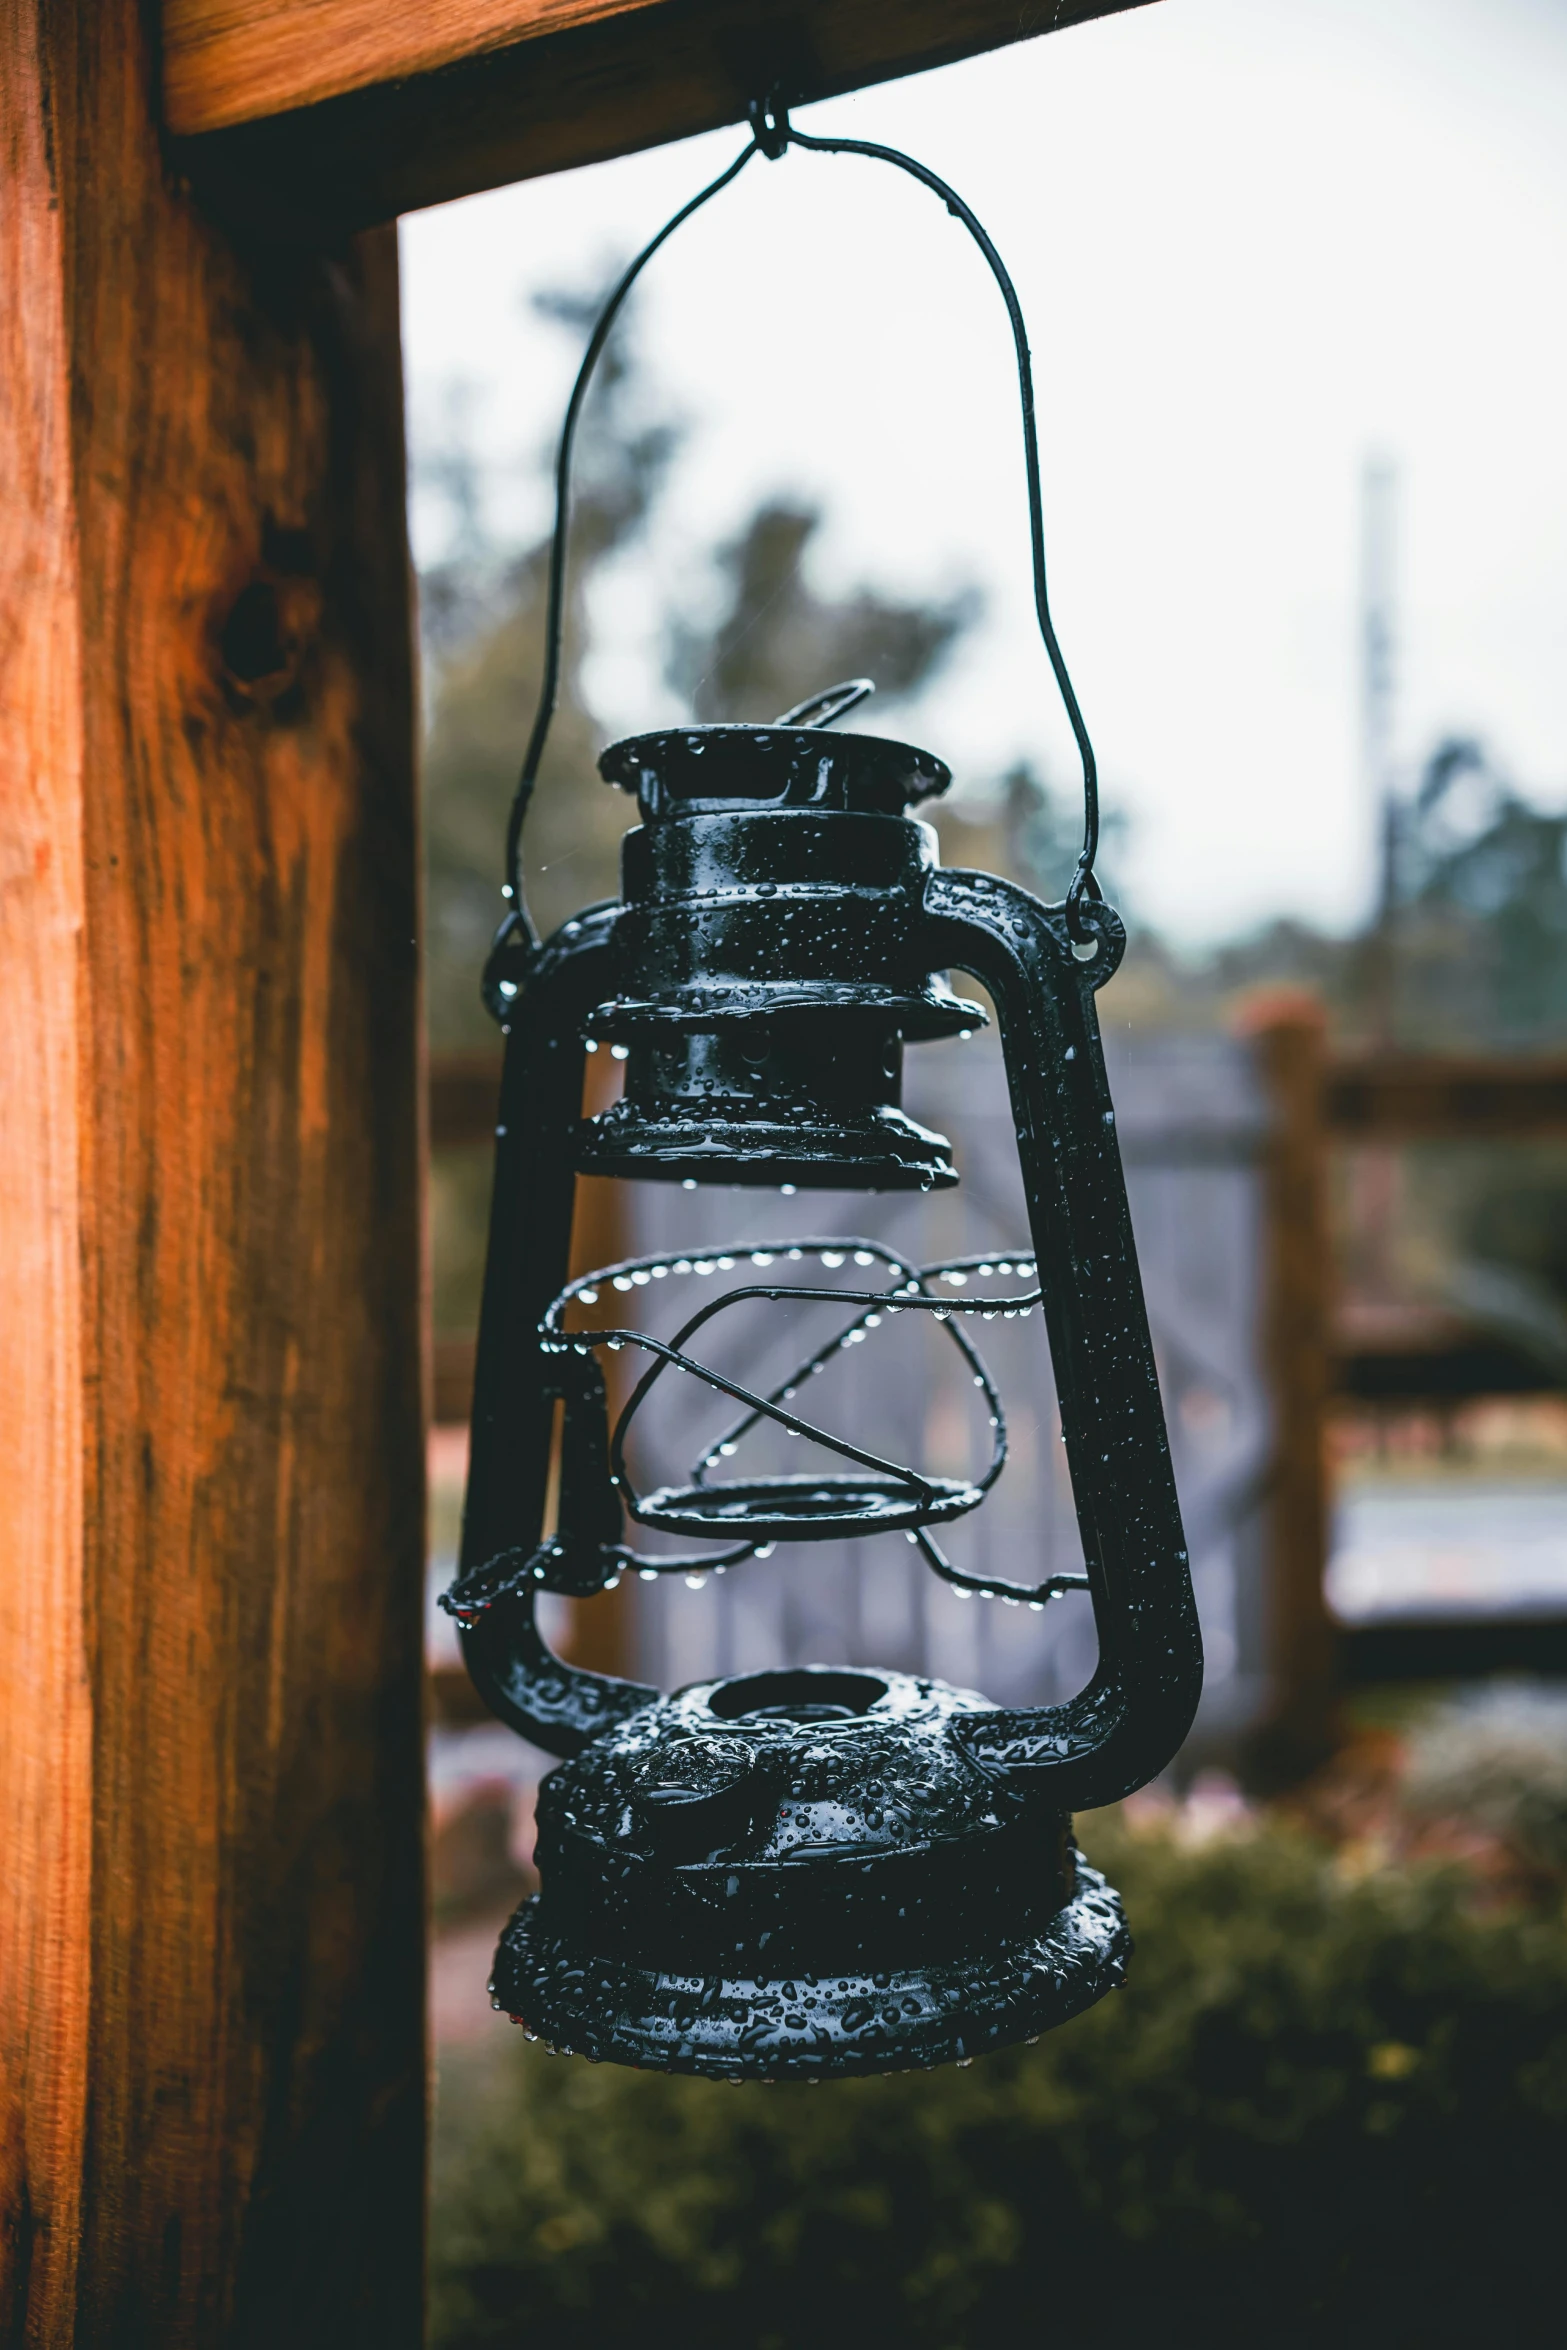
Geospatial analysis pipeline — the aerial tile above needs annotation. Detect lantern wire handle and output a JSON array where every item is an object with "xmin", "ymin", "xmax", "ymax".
[
  {"xmin": 767, "ymin": 103, "xmax": 1102, "ymax": 942},
  {"xmin": 498, "ymin": 99, "xmax": 1105, "ymax": 959},
  {"xmin": 500, "ymin": 136, "xmax": 761, "ymax": 947}
]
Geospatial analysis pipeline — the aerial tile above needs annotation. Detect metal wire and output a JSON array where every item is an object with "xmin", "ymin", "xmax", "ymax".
[
  {"xmin": 771, "ymin": 110, "xmax": 1102, "ymax": 940},
  {"xmin": 500, "ymin": 137, "xmax": 761, "ymax": 947},
  {"xmin": 499, "ymin": 98, "xmax": 1103, "ymax": 955},
  {"xmin": 542, "ymin": 1241, "xmax": 1092, "ymax": 1606}
]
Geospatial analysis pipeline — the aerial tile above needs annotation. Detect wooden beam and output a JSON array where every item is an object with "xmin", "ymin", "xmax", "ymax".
[
  {"xmin": 1342, "ymin": 1616, "xmax": 1567, "ymax": 1685},
  {"xmin": 1326, "ymin": 1054, "xmax": 1567, "ymax": 1142},
  {"xmin": 165, "ymin": 0, "xmax": 695, "ymax": 131},
  {"xmin": 164, "ymin": 0, "xmax": 1155, "ymax": 234},
  {"xmin": 1, "ymin": 2, "xmax": 426, "ymax": 2337}
]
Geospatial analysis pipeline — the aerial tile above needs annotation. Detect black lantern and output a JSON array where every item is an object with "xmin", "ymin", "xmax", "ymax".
[{"xmin": 443, "ymin": 102, "xmax": 1202, "ymax": 2081}]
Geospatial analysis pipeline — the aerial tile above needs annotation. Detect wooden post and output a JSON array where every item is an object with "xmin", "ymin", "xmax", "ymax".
[
  {"xmin": 1239, "ymin": 993, "xmax": 1340, "ymax": 1784},
  {"xmin": 1, "ymin": 3, "xmax": 426, "ymax": 2339},
  {"xmin": 4, "ymin": 0, "xmax": 1172, "ymax": 2331},
  {"xmin": 158, "ymin": 0, "xmax": 1156, "ymax": 230},
  {"xmin": 561, "ymin": 1053, "xmax": 637, "ymax": 1682}
]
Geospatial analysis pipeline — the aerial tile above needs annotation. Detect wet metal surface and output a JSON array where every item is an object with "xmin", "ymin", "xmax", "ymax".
[
  {"xmin": 451, "ymin": 719, "xmax": 1200, "ymax": 2075},
  {"xmin": 491, "ymin": 1667, "xmax": 1129, "ymax": 2078}
]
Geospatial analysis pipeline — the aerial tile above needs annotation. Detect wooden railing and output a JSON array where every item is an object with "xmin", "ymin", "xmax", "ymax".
[
  {"xmin": 1244, "ymin": 1004, "xmax": 1567, "ymax": 1768},
  {"xmin": 427, "ymin": 1045, "xmax": 1567, "ymax": 1158},
  {"xmin": 1325, "ymin": 1055, "xmax": 1567, "ymax": 1141}
]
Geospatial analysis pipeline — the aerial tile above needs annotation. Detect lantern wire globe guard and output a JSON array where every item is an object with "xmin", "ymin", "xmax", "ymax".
[{"xmin": 445, "ymin": 97, "xmax": 1203, "ymax": 2082}]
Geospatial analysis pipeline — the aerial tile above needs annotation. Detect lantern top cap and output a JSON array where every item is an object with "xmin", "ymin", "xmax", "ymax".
[{"xmin": 599, "ymin": 724, "xmax": 951, "ymax": 819}]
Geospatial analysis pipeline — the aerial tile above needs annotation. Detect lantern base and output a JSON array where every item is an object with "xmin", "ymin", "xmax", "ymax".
[
  {"xmin": 491, "ymin": 1861, "xmax": 1128, "ymax": 2079},
  {"xmin": 489, "ymin": 1666, "xmax": 1131, "ymax": 2081}
]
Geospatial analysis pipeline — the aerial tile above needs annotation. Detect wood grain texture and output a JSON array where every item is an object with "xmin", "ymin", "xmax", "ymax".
[
  {"xmin": 165, "ymin": 0, "xmax": 648, "ymax": 132},
  {"xmin": 1, "ymin": 2, "xmax": 427, "ymax": 2339},
  {"xmin": 0, "ymin": 4, "xmax": 93, "ymax": 2327},
  {"xmin": 168, "ymin": 0, "xmax": 1157, "ymax": 234}
]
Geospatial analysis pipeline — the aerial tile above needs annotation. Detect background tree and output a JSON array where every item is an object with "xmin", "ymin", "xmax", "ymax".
[
  {"xmin": 664, "ymin": 498, "xmax": 975, "ymax": 726},
  {"xmin": 1386, "ymin": 736, "xmax": 1567, "ymax": 1050},
  {"xmin": 423, "ymin": 296, "xmax": 980, "ymax": 1047},
  {"xmin": 421, "ymin": 283, "xmax": 680, "ymax": 1048}
]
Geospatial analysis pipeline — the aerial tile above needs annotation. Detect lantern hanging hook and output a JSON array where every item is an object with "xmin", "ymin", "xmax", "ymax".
[
  {"xmin": 748, "ymin": 89, "xmax": 791, "ymax": 159},
  {"xmin": 497, "ymin": 96, "xmax": 1105, "ymax": 968}
]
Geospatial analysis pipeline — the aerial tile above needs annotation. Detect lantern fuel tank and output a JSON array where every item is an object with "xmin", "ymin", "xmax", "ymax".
[{"xmin": 498, "ymin": 1668, "xmax": 1127, "ymax": 2078}]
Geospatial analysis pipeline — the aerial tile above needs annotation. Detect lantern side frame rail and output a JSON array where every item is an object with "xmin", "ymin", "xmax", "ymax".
[
  {"xmin": 450, "ymin": 868, "xmax": 1203, "ymax": 1812},
  {"xmin": 430, "ymin": 1037, "xmax": 1567, "ymax": 1744}
]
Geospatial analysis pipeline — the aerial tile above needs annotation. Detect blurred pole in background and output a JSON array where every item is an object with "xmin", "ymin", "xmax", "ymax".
[
  {"xmin": 1362, "ymin": 453, "xmax": 1401, "ymax": 1047},
  {"xmin": 1355, "ymin": 456, "xmax": 1406, "ymax": 1325},
  {"xmin": 1240, "ymin": 993, "xmax": 1341, "ymax": 1784}
]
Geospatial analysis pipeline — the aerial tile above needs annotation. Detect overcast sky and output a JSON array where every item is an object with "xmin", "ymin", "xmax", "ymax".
[{"xmin": 401, "ymin": 0, "xmax": 1567, "ymax": 946}]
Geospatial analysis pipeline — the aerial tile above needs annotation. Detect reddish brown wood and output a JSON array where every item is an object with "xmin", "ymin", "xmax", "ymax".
[
  {"xmin": 1240, "ymin": 994, "xmax": 1340, "ymax": 1783},
  {"xmin": 429, "ymin": 1051, "xmax": 504, "ymax": 1153},
  {"xmin": 433, "ymin": 1335, "xmax": 482, "ymax": 1428},
  {"xmin": 1325, "ymin": 1054, "xmax": 1567, "ymax": 1141},
  {"xmin": 1, "ymin": 3, "xmax": 426, "ymax": 2339},
  {"xmin": 163, "ymin": 0, "xmax": 609, "ymax": 131},
  {"xmin": 431, "ymin": 1047, "xmax": 1567, "ymax": 1154},
  {"xmin": 0, "ymin": 9, "xmax": 93, "ymax": 2324},
  {"xmin": 558, "ymin": 1050, "xmax": 637, "ymax": 1679},
  {"xmin": 165, "ymin": 0, "xmax": 1152, "ymax": 136},
  {"xmin": 166, "ymin": 0, "xmax": 1158, "ymax": 234}
]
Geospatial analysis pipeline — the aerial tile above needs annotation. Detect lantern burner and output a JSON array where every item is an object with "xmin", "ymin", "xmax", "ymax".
[{"xmin": 574, "ymin": 718, "xmax": 987, "ymax": 1191}]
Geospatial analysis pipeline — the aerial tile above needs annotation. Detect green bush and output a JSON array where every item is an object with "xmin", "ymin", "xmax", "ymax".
[
  {"xmin": 430, "ymin": 1813, "xmax": 1567, "ymax": 2349},
  {"xmin": 1404, "ymin": 1683, "xmax": 1567, "ymax": 1876}
]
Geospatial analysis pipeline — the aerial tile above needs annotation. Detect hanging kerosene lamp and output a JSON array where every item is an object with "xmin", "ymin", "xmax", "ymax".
[{"xmin": 443, "ymin": 98, "xmax": 1202, "ymax": 2080}]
